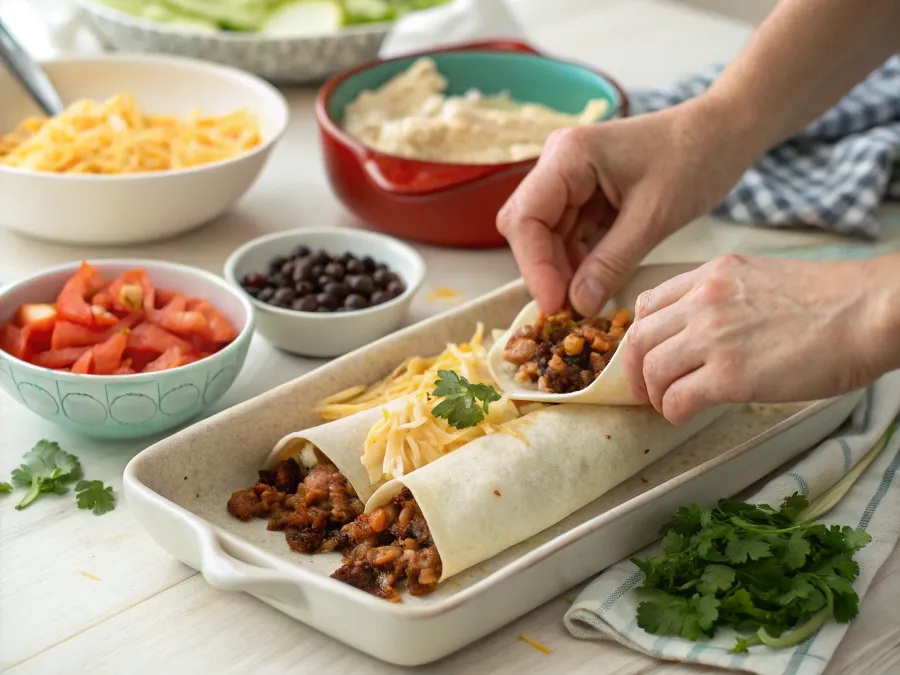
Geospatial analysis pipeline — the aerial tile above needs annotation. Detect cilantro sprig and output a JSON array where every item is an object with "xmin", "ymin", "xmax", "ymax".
[
  {"xmin": 11, "ymin": 440, "xmax": 82, "ymax": 509},
  {"xmin": 632, "ymin": 420, "xmax": 897, "ymax": 652},
  {"xmin": 4, "ymin": 439, "xmax": 116, "ymax": 514},
  {"xmin": 430, "ymin": 369, "xmax": 501, "ymax": 429}
]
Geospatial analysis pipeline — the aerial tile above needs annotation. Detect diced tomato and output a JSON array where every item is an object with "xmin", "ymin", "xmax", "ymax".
[
  {"xmin": 186, "ymin": 299, "xmax": 236, "ymax": 343},
  {"xmin": 91, "ymin": 304, "xmax": 120, "ymax": 327},
  {"xmin": 71, "ymin": 349, "xmax": 94, "ymax": 374},
  {"xmin": 32, "ymin": 346, "xmax": 92, "ymax": 369},
  {"xmin": 56, "ymin": 261, "xmax": 107, "ymax": 327},
  {"xmin": 154, "ymin": 288, "xmax": 177, "ymax": 308},
  {"xmin": 127, "ymin": 323, "xmax": 192, "ymax": 354},
  {"xmin": 142, "ymin": 346, "xmax": 187, "ymax": 373},
  {"xmin": 21, "ymin": 321, "xmax": 54, "ymax": 356},
  {"xmin": 0, "ymin": 323, "xmax": 23, "ymax": 358},
  {"xmin": 15, "ymin": 303, "xmax": 57, "ymax": 327},
  {"xmin": 147, "ymin": 293, "xmax": 208, "ymax": 337},
  {"xmin": 51, "ymin": 321, "xmax": 105, "ymax": 350},
  {"xmin": 108, "ymin": 269, "xmax": 154, "ymax": 315},
  {"xmin": 112, "ymin": 358, "xmax": 135, "ymax": 375},
  {"xmin": 93, "ymin": 332, "xmax": 128, "ymax": 375},
  {"xmin": 92, "ymin": 291, "xmax": 113, "ymax": 310}
]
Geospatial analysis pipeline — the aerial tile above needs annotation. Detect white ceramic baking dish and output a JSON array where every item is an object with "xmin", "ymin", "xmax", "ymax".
[{"xmin": 124, "ymin": 268, "xmax": 863, "ymax": 666}]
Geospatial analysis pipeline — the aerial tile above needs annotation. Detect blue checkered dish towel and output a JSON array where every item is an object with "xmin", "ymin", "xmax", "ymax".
[
  {"xmin": 563, "ymin": 370, "xmax": 900, "ymax": 675},
  {"xmin": 628, "ymin": 56, "xmax": 900, "ymax": 238}
]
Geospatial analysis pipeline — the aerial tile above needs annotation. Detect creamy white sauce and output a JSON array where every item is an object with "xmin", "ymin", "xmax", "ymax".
[{"xmin": 343, "ymin": 58, "xmax": 610, "ymax": 165}]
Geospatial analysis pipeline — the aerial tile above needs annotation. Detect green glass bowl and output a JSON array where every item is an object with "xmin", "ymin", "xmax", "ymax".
[{"xmin": 0, "ymin": 260, "xmax": 254, "ymax": 440}]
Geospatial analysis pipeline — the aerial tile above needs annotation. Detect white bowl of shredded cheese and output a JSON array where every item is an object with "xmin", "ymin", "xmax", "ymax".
[{"xmin": 0, "ymin": 53, "xmax": 289, "ymax": 245}]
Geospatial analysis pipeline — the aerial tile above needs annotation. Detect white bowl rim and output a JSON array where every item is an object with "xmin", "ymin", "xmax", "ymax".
[
  {"xmin": 0, "ymin": 258, "xmax": 255, "ymax": 382},
  {"xmin": 0, "ymin": 52, "xmax": 290, "ymax": 183},
  {"xmin": 223, "ymin": 227, "xmax": 426, "ymax": 321},
  {"xmin": 75, "ymin": 0, "xmax": 395, "ymax": 41}
]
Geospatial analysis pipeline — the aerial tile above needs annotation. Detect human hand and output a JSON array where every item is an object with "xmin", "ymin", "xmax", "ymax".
[
  {"xmin": 497, "ymin": 98, "xmax": 753, "ymax": 318},
  {"xmin": 623, "ymin": 254, "xmax": 889, "ymax": 425}
]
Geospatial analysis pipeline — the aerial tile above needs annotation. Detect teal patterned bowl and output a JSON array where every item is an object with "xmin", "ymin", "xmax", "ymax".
[{"xmin": 0, "ymin": 260, "xmax": 254, "ymax": 439}]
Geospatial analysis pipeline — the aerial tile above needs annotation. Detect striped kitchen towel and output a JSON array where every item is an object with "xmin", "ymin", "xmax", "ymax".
[
  {"xmin": 563, "ymin": 369, "xmax": 900, "ymax": 675},
  {"xmin": 629, "ymin": 56, "xmax": 900, "ymax": 239}
]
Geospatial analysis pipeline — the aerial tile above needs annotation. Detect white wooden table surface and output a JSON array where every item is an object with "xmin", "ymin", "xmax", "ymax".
[{"xmin": 1, "ymin": 1, "xmax": 899, "ymax": 673}]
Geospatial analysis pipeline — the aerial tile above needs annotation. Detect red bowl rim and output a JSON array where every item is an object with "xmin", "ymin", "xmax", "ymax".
[{"xmin": 315, "ymin": 39, "xmax": 631, "ymax": 197}]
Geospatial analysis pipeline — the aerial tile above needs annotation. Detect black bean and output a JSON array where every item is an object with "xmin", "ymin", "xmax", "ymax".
[
  {"xmin": 362, "ymin": 256, "xmax": 377, "ymax": 273},
  {"xmin": 346, "ymin": 274, "xmax": 375, "ymax": 296},
  {"xmin": 386, "ymin": 280, "xmax": 405, "ymax": 297},
  {"xmin": 339, "ymin": 252, "xmax": 355, "ymax": 265},
  {"xmin": 257, "ymin": 287, "xmax": 275, "ymax": 302},
  {"xmin": 243, "ymin": 286, "xmax": 261, "ymax": 297},
  {"xmin": 311, "ymin": 250, "xmax": 330, "ymax": 265},
  {"xmin": 371, "ymin": 290, "xmax": 392, "ymax": 306},
  {"xmin": 270, "ymin": 272, "xmax": 288, "ymax": 287},
  {"xmin": 268, "ymin": 255, "xmax": 287, "ymax": 273},
  {"xmin": 373, "ymin": 269, "xmax": 397, "ymax": 287},
  {"xmin": 315, "ymin": 275, "xmax": 332, "ymax": 290},
  {"xmin": 311, "ymin": 264, "xmax": 325, "ymax": 279},
  {"xmin": 344, "ymin": 294, "xmax": 369, "ymax": 310},
  {"xmin": 324, "ymin": 281, "xmax": 350, "ymax": 300},
  {"xmin": 273, "ymin": 287, "xmax": 295, "ymax": 304},
  {"xmin": 323, "ymin": 262, "xmax": 345, "ymax": 280},
  {"xmin": 294, "ymin": 281, "xmax": 313, "ymax": 296},
  {"xmin": 346, "ymin": 258, "xmax": 366, "ymax": 274},
  {"xmin": 375, "ymin": 262, "xmax": 388, "ymax": 271},
  {"xmin": 293, "ymin": 259, "xmax": 316, "ymax": 283},
  {"xmin": 291, "ymin": 244, "xmax": 310, "ymax": 259},
  {"xmin": 316, "ymin": 292, "xmax": 338, "ymax": 311},
  {"xmin": 242, "ymin": 272, "xmax": 266, "ymax": 288},
  {"xmin": 281, "ymin": 260, "xmax": 297, "ymax": 277},
  {"xmin": 293, "ymin": 295, "xmax": 318, "ymax": 312}
]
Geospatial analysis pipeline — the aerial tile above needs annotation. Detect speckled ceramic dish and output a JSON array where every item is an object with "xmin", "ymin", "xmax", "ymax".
[
  {"xmin": 0, "ymin": 260, "xmax": 253, "ymax": 439},
  {"xmin": 74, "ymin": 0, "xmax": 393, "ymax": 83},
  {"xmin": 123, "ymin": 265, "xmax": 863, "ymax": 665}
]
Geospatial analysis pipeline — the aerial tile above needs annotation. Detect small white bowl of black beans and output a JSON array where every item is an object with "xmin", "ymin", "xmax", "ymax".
[{"xmin": 223, "ymin": 227, "xmax": 426, "ymax": 357}]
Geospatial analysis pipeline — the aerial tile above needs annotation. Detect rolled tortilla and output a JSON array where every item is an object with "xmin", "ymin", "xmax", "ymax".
[
  {"xmin": 487, "ymin": 262, "xmax": 702, "ymax": 405},
  {"xmin": 264, "ymin": 396, "xmax": 409, "ymax": 503},
  {"xmin": 366, "ymin": 402, "xmax": 728, "ymax": 580}
]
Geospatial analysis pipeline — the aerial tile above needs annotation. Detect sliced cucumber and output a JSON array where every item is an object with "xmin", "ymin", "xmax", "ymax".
[{"xmin": 263, "ymin": 1, "xmax": 344, "ymax": 36}]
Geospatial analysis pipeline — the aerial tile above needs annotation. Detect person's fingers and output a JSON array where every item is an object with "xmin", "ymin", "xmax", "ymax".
[
  {"xmin": 633, "ymin": 268, "xmax": 702, "ymax": 321},
  {"xmin": 569, "ymin": 196, "xmax": 662, "ymax": 317},
  {"xmin": 641, "ymin": 329, "xmax": 704, "ymax": 413},
  {"xmin": 660, "ymin": 366, "xmax": 717, "ymax": 426},
  {"xmin": 565, "ymin": 195, "xmax": 614, "ymax": 270},
  {"xmin": 497, "ymin": 129, "xmax": 602, "ymax": 313},
  {"xmin": 623, "ymin": 301, "xmax": 690, "ymax": 402}
]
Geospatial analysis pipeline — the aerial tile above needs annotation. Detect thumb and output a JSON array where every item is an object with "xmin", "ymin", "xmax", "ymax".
[{"xmin": 569, "ymin": 200, "xmax": 661, "ymax": 317}]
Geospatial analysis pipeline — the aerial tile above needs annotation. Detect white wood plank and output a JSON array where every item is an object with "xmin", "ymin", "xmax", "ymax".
[{"xmin": 7, "ymin": 546, "xmax": 898, "ymax": 674}]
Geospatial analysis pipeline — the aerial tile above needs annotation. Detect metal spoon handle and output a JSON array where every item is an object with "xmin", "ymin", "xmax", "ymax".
[{"xmin": 0, "ymin": 18, "xmax": 64, "ymax": 116}]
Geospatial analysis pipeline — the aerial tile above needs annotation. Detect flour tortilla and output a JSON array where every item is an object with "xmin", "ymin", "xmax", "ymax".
[
  {"xmin": 366, "ymin": 402, "xmax": 728, "ymax": 580},
  {"xmin": 264, "ymin": 396, "xmax": 410, "ymax": 503}
]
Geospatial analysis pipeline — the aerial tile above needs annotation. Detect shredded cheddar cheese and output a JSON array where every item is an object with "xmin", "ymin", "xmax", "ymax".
[
  {"xmin": 0, "ymin": 94, "xmax": 261, "ymax": 174},
  {"xmin": 517, "ymin": 634, "xmax": 551, "ymax": 654},
  {"xmin": 316, "ymin": 324, "xmax": 530, "ymax": 483}
]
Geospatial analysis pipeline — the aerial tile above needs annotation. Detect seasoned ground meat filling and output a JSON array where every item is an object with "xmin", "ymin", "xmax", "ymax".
[
  {"xmin": 503, "ymin": 308, "xmax": 633, "ymax": 394},
  {"xmin": 227, "ymin": 460, "xmax": 441, "ymax": 600},
  {"xmin": 226, "ymin": 459, "xmax": 364, "ymax": 554}
]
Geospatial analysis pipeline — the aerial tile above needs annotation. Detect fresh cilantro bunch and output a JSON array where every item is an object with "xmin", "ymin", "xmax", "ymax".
[
  {"xmin": 632, "ymin": 494, "xmax": 870, "ymax": 652},
  {"xmin": 11, "ymin": 440, "xmax": 83, "ymax": 510},
  {"xmin": 430, "ymin": 369, "xmax": 502, "ymax": 429}
]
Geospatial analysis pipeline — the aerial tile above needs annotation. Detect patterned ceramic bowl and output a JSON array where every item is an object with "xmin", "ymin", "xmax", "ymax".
[
  {"xmin": 0, "ymin": 260, "xmax": 254, "ymax": 440},
  {"xmin": 73, "ymin": 0, "xmax": 392, "ymax": 83}
]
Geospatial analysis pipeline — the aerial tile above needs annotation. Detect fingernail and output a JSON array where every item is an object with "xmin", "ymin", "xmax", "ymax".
[{"xmin": 572, "ymin": 277, "xmax": 605, "ymax": 317}]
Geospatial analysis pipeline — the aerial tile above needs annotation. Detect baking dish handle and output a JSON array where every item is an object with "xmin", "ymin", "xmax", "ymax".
[{"xmin": 199, "ymin": 528, "xmax": 307, "ymax": 605}]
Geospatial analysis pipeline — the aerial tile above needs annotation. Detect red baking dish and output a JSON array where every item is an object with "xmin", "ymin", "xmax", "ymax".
[{"xmin": 316, "ymin": 39, "xmax": 629, "ymax": 249}]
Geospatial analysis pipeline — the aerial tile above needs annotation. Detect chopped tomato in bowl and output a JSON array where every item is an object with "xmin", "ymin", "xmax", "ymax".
[{"xmin": 0, "ymin": 260, "xmax": 254, "ymax": 439}]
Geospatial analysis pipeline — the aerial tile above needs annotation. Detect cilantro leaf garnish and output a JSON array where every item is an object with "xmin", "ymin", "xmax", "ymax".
[
  {"xmin": 11, "ymin": 440, "xmax": 82, "ymax": 510},
  {"xmin": 75, "ymin": 480, "xmax": 116, "ymax": 515},
  {"xmin": 430, "ymin": 369, "xmax": 501, "ymax": 429}
]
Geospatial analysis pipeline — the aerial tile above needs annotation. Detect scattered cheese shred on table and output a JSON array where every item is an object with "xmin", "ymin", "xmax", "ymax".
[
  {"xmin": 315, "ymin": 323, "xmax": 527, "ymax": 483},
  {"xmin": 426, "ymin": 286, "xmax": 461, "ymax": 302},
  {"xmin": 517, "ymin": 634, "xmax": 552, "ymax": 654},
  {"xmin": 77, "ymin": 570, "xmax": 101, "ymax": 581}
]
